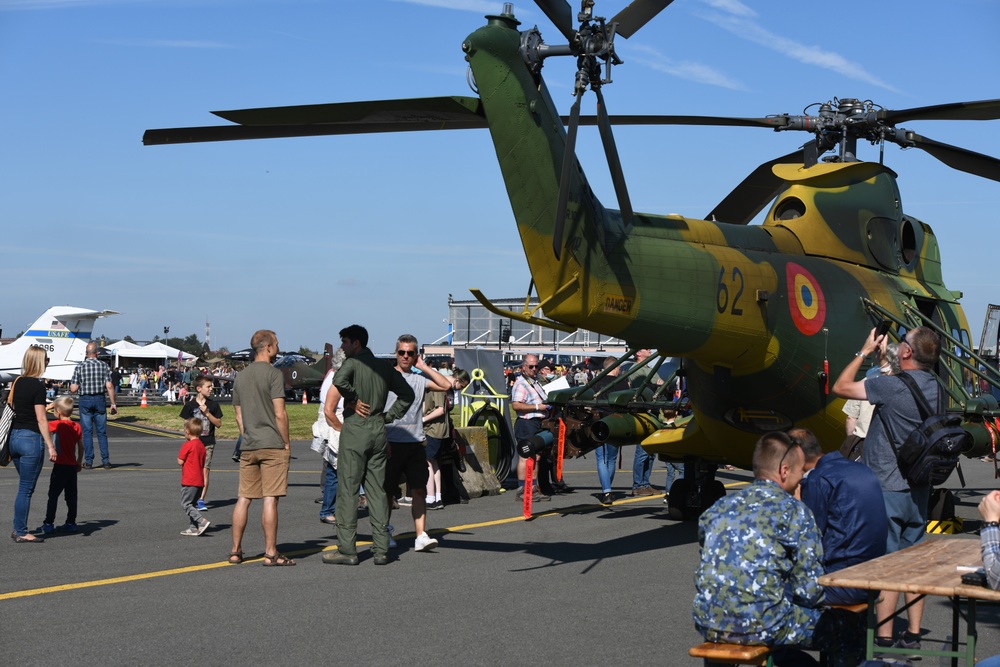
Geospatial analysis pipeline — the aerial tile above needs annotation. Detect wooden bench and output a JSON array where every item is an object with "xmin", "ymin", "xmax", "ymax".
[
  {"xmin": 688, "ymin": 642, "xmax": 772, "ymax": 666},
  {"xmin": 689, "ymin": 606, "xmax": 866, "ymax": 666}
]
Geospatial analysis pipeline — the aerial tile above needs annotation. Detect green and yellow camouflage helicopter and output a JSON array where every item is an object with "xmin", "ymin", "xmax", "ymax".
[{"xmin": 144, "ymin": 0, "xmax": 1000, "ymax": 516}]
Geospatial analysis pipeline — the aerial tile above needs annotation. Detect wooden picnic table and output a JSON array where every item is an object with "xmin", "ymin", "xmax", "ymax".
[{"xmin": 818, "ymin": 536, "xmax": 1000, "ymax": 666}]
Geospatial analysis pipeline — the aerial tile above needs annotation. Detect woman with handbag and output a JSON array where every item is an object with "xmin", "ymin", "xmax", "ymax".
[{"xmin": 10, "ymin": 346, "xmax": 58, "ymax": 542}]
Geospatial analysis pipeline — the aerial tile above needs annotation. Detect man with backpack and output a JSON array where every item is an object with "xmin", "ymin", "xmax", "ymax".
[{"xmin": 833, "ymin": 325, "xmax": 942, "ymax": 654}]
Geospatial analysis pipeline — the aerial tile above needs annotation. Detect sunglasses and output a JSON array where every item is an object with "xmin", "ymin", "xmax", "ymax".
[
  {"xmin": 524, "ymin": 364, "xmax": 537, "ymax": 369},
  {"xmin": 396, "ymin": 350, "xmax": 417, "ymax": 357},
  {"xmin": 779, "ymin": 437, "xmax": 798, "ymax": 468}
]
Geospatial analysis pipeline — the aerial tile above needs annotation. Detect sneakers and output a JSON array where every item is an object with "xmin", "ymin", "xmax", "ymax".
[
  {"xmin": 427, "ymin": 500, "xmax": 444, "ymax": 510},
  {"xmin": 82, "ymin": 463, "xmax": 93, "ymax": 470},
  {"xmin": 398, "ymin": 496, "xmax": 413, "ymax": 506},
  {"xmin": 388, "ymin": 525, "xmax": 398, "ymax": 549},
  {"xmin": 196, "ymin": 500, "xmax": 208, "ymax": 512},
  {"xmin": 516, "ymin": 486, "xmax": 550, "ymax": 501},
  {"xmin": 59, "ymin": 523, "xmax": 77, "ymax": 533},
  {"xmin": 631, "ymin": 485, "xmax": 654, "ymax": 496},
  {"xmin": 196, "ymin": 518, "xmax": 211, "ymax": 536},
  {"xmin": 600, "ymin": 492, "xmax": 614, "ymax": 506},
  {"xmin": 41, "ymin": 523, "xmax": 54, "ymax": 534},
  {"xmin": 893, "ymin": 634, "xmax": 921, "ymax": 659},
  {"xmin": 180, "ymin": 526, "xmax": 200, "ymax": 536},
  {"xmin": 102, "ymin": 462, "xmax": 112, "ymax": 470},
  {"xmin": 414, "ymin": 531, "xmax": 439, "ymax": 552}
]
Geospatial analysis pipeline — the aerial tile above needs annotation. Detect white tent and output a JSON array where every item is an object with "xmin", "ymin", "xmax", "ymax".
[{"xmin": 108, "ymin": 341, "xmax": 198, "ymax": 367}]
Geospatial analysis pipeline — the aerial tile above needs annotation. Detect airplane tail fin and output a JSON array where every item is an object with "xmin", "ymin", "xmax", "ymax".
[{"xmin": 0, "ymin": 307, "xmax": 119, "ymax": 382}]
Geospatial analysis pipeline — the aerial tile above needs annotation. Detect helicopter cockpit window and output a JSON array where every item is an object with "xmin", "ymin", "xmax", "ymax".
[{"xmin": 773, "ymin": 197, "xmax": 806, "ymax": 221}]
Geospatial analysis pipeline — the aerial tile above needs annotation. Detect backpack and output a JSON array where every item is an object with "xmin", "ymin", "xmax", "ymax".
[{"xmin": 877, "ymin": 372, "xmax": 972, "ymax": 487}]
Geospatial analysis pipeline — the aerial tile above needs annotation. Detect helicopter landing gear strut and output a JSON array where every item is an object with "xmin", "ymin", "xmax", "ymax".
[{"xmin": 666, "ymin": 457, "xmax": 726, "ymax": 520}]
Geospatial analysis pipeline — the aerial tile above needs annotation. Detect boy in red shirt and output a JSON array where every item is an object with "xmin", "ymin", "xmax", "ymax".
[
  {"xmin": 178, "ymin": 418, "xmax": 211, "ymax": 536},
  {"xmin": 42, "ymin": 396, "xmax": 84, "ymax": 533}
]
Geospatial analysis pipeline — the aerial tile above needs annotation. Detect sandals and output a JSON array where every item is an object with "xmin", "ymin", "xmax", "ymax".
[
  {"xmin": 262, "ymin": 553, "xmax": 295, "ymax": 567},
  {"xmin": 227, "ymin": 550, "xmax": 244, "ymax": 565}
]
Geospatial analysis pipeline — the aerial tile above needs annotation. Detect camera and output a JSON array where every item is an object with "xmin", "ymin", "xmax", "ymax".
[
  {"xmin": 517, "ymin": 429, "xmax": 555, "ymax": 458},
  {"xmin": 961, "ymin": 570, "xmax": 988, "ymax": 588}
]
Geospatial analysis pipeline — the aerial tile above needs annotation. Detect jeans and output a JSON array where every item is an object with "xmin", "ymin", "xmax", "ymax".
[
  {"xmin": 595, "ymin": 443, "xmax": 619, "ymax": 493},
  {"xmin": 632, "ymin": 445, "xmax": 655, "ymax": 488},
  {"xmin": 320, "ymin": 460, "xmax": 338, "ymax": 518},
  {"xmin": 78, "ymin": 394, "xmax": 109, "ymax": 465},
  {"xmin": 665, "ymin": 462, "xmax": 684, "ymax": 493},
  {"xmin": 11, "ymin": 429, "xmax": 45, "ymax": 536}
]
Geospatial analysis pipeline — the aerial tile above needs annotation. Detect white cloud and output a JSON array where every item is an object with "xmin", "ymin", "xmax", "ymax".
[
  {"xmin": 697, "ymin": 7, "xmax": 899, "ymax": 92},
  {"xmin": 629, "ymin": 43, "xmax": 747, "ymax": 91},
  {"xmin": 699, "ymin": 0, "xmax": 756, "ymax": 18}
]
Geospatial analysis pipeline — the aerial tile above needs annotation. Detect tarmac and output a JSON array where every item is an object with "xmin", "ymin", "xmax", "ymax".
[{"xmin": 2, "ymin": 424, "xmax": 999, "ymax": 666}]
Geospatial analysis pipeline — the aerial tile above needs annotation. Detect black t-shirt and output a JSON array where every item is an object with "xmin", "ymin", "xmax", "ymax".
[
  {"xmin": 179, "ymin": 397, "xmax": 222, "ymax": 445},
  {"xmin": 10, "ymin": 376, "xmax": 46, "ymax": 433}
]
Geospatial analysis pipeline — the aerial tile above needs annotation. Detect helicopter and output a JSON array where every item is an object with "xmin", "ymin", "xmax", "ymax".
[
  {"xmin": 227, "ymin": 343, "xmax": 334, "ymax": 402},
  {"xmin": 143, "ymin": 0, "xmax": 1000, "ymax": 516}
]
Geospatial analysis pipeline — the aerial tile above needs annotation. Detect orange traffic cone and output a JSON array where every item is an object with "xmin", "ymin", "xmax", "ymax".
[
  {"xmin": 302, "ymin": 391, "xmax": 308, "ymax": 405},
  {"xmin": 140, "ymin": 390, "xmax": 148, "ymax": 408}
]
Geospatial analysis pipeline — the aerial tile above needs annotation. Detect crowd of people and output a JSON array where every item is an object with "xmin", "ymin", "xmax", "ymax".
[{"xmin": 6, "ymin": 324, "xmax": 1000, "ymax": 663}]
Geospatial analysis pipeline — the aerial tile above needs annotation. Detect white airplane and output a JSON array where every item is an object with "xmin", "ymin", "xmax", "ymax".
[{"xmin": 0, "ymin": 307, "xmax": 119, "ymax": 383}]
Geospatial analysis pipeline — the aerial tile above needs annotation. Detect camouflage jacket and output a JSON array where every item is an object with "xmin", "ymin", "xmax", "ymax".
[{"xmin": 693, "ymin": 479, "xmax": 825, "ymax": 645}]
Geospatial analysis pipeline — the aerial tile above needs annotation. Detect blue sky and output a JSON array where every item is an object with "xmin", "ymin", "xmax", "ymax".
[{"xmin": 2, "ymin": 0, "xmax": 998, "ymax": 353}]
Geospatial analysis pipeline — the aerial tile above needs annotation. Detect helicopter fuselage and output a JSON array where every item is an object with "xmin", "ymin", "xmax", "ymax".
[{"xmin": 464, "ymin": 10, "xmax": 974, "ymax": 466}]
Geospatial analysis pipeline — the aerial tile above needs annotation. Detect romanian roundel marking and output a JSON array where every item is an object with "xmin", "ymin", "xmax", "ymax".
[{"xmin": 786, "ymin": 263, "xmax": 826, "ymax": 336}]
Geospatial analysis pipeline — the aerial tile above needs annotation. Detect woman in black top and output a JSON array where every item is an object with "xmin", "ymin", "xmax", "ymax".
[{"xmin": 10, "ymin": 346, "xmax": 57, "ymax": 542}]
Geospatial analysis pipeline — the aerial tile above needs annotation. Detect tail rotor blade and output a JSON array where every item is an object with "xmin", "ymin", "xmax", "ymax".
[
  {"xmin": 554, "ymin": 93, "xmax": 583, "ymax": 260},
  {"xmin": 595, "ymin": 87, "xmax": 633, "ymax": 228},
  {"xmin": 534, "ymin": 0, "xmax": 577, "ymax": 43},
  {"xmin": 611, "ymin": 0, "xmax": 675, "ymax": 39}
]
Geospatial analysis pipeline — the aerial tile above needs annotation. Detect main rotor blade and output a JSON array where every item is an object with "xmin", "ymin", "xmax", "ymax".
[
  {"xmin": 566, "ymin": 114, "xmax": 789, "ymax": 129},
  {"xmin": 534, "ymin": 0, "xmax": 576, "ymax": 43},
  {"xmin": 144, "ymin": 96, "xmax": 486, "ymax": 145},
  {"xmin": 706, "ymin": 149, "xmax": 805, "ymax": 224},
  {"xmin": 881, "ymin": 99, "xmax": 1000, "ymax": 124},
  {"xmin": 554, "ymin": 93, "xmax": 583, "ymax": 261},
  {"xmin": 906, "ymin": 132, "xmax": 1000, "ymax": 182},
  {"xmin": 595, "ymin": 87, "xmax": 633, "ymax": 227},
  {"xmin": 611, "ymin": 0, "xmax": 675, "ymax": 39}
]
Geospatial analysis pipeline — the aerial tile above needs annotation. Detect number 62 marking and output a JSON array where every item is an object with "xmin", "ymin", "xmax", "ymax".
[{"xmin": 716, "ymin": 266, "xmax": 745, "ymax": 316}]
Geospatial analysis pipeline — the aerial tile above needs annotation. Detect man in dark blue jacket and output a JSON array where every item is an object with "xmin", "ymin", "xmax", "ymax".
[{"xmin": 793, "ymin": 427, "xmax": 888, "ymax": 604}]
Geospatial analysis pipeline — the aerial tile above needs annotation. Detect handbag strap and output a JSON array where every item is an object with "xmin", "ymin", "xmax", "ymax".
[
  {"xmin": 6, "ymin": 377, "xmax": 19, "ymax": 406},
  {"xmin": 874, "ymin": 371, "xmax": 938, "ymax": 459}
]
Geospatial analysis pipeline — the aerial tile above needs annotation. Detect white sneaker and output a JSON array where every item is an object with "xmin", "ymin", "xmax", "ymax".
[
  {"xmin": 414, "ymin": 531, "xmax": 439, "ymax": 552},
  {"xmin": 180, "ymin": 526, "xmax": 200, "ymax": 536},
  {"xmin": 398, "ymin": 496, "xmax": 413, "ymax": 506},
  {"xmin": 387, "ymin": 525, "xmax": 397, "ymax": 549}
]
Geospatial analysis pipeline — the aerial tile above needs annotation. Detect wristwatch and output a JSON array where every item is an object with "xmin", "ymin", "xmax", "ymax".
[{"xmin": 854, "ymin": 351, "xmax": 867, "ymax": 358}]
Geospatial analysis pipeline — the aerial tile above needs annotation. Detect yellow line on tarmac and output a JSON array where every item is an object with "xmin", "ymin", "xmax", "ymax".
[
  {"xmin": 1, "ymin": 483, "xmax": 751, "ymax": 601},
  {"xmin": 109, "ymin": 422, "xmax": 182, "ymax": 438}
]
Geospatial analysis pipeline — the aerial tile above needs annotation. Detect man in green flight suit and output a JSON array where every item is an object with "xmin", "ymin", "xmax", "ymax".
[{"xmin": 322, "ymin": 324, "xmax": 414, "ymax": 566}]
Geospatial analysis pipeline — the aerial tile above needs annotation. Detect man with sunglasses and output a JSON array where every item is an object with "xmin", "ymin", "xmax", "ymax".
[
  {"xmin": 694, "ymin": 431, "xmax": 863, "ymax": 667},
  {"xmin": 383, "ymin": 334, "xmax": 453, "ymax": 553},
  {"xmin": 510, "ymin": 354, "xmax": 553, "ymax": 500},
  {"xmin": 323, "ymin": 325, "xmax": 414, "ymax": 566},
  {"xmin": 833, "ymin": 325, "xmax": 942, "ymax": 654}
]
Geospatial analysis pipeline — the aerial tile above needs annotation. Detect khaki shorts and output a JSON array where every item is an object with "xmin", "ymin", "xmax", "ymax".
[
  {"xmin": 238, "ymin": 448, "xmax": 290, "ymax": 499},
  {"xmin": 203, "ymin": 443, "xmax": 215, "ymax": 469}
]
